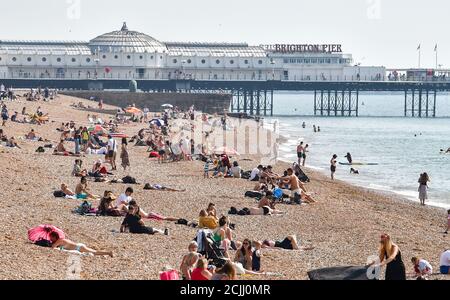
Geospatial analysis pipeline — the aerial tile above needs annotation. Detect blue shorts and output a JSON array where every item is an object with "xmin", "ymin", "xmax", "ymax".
[{"xmin": 440, "ymin": 266, "xmax": 449, "ymax": 274}]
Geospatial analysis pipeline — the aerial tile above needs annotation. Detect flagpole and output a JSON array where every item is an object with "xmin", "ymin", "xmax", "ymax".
[
  {"xmin": 435, "ymin": 45, "xmax": 438, "ymax": 70},
  {"xmin": 418, "ymin": 44, "xmax": 421, "ymax": 68}
]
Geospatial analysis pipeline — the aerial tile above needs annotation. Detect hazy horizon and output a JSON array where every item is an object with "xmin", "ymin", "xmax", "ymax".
[{"xmin": 1, "ymin": 0, "xmax": 449, "ymax": 69}]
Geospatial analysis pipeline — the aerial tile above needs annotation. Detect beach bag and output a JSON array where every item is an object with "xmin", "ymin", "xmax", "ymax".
[
  {"xmin": 149, "ymin": 151, "xmax": 160, "ymax": 158},
  {"xmin": 293, "ymin": 192, "xmax": 302, "ymax": 205},
  {"xmin": 53, "ymin": 190, "xmax": 66, "ymax": 198},
  {"xmin": 35, "ymin": 146, "xmax": 45, "ymax": 153},
  {"xmin": 35, "ymin": 239, "xmax": 52, "ymax": 248},
  {"xmin": 176, "ymin": 218, "xmax": 189, "ymax": 225},
  {"xmin": 143, "ymin": 183, "xmax": 152, "ymax": 190},
  {"xmin": 122, "ymin": 176, "xmax": 137, "ymax": 184},
  {"xmin": 160, "ymin": 269, "xmax": 179, "ymax": 281}
]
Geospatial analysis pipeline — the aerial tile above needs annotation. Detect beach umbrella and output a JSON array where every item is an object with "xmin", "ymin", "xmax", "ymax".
[
  {"xmin": 149, "ymin": 119, "xmax": 163, "ymax": 127},
  {"xmin": 212, "ymin": 146, "xmax": 240, "ymax": 156},
  {"xmin": 161, "ymin": 104, "xmax": 173, "ymax": 108},
  {"xmin": 125, "ymin": 107, "xmax": 142, "ymax": 115},
  {"xmin": 28, "ymin": 225, "xmax": 65, "ymax": 243}
]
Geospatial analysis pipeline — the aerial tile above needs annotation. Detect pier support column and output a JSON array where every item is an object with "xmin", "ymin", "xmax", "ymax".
[
  {"xmin": 404, "ymin": 89, "xmax": 436, "ymax": 118},
  {"xmin": 314, "ymin": 90, "xmax": 317, "ymax": 116}
]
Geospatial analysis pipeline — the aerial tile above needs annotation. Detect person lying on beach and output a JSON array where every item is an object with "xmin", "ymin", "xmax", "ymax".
[
  {"xmin": 411, "ymin": 257, "xmax": 433, "ymax": 279},
  {"xmin": 134, "ymin": 201, "xmax": 179, "ymax": 222},
  {"xmin": 143, "ymin": 183, "xmax": 186, "ymax": 192},
  {"xmin": 49, "ymin": 232, "xmax": 113, "ymax": 257},
  {"xmin": 120, "ymin": 202, "xmax": 168, "ymax": 235},
  {"xmin": 74, "ymin": 177, "xmax": 98, "ymax": 200},
  {"xmin": 261, "ymin": 235, "xmax": 314, "ymax": 251},
  {"xmin": 350, "ymin": 168, "xmax": 359, "ymax": 174},
  {"xmin": 86, "ymin": 146, "xmax": 108, "ymax": 155},
  {"xmin": 6, "ymin": 137, "xmax": 21, "ymax": 149},
  {"xmin": 198, "ymin": 210, "xmax": 218, "ymax": 229},
  {"xmin": 61, "ymin": 183, "xmax": 75, "ymax": 196},
  {"xmin": 97, "ymin": 191, "xmax": 123, "ymax": 217},
  {"xmin": 72, "ymin": 159, "xmax": 87, "ymax": 177},
  {"xmin": 211, "ymin": 261, "xmax": 237, "ymax": 280}
]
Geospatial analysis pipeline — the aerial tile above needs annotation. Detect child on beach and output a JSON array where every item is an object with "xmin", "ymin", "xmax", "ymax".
[
  {"xmin": 445, "ymin": 209, "xmax": 450, "ymax": 234},
  {"xmin": 411, "ymin": 257, "xmax": 433, "ymax": 279}
]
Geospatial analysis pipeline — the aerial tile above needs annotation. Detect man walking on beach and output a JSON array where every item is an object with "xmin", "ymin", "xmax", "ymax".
[
  {"xmin": 107, "ymin": 135, "xmax": 118, "ymax": 171},
  {"xmin": 330, "ymin": 154, "xmax": 337, "ymax": 180}
]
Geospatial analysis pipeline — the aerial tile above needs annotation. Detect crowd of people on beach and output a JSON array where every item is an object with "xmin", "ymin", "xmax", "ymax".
[{"xmin": 2, "ymin": 87, "xmax": 447, "ymax": 281}]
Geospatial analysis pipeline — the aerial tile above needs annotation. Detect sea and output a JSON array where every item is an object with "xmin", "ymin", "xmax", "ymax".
[{"xmin": 264, "ymin": 91, "xmax": 450, "ymax": 209}]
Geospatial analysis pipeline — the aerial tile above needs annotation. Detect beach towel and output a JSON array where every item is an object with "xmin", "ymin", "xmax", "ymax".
[{"xmin": 307, "ymin": 266, "xmax": 373, "ymax": 280}]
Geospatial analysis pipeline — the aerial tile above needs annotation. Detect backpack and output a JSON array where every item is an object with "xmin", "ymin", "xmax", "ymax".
[
  {"xmin": 122, "ymin": 176, "xmax": 137, "ymax": 184},
  {"xmin": 53, "ymin": 190, "xmax": 66, "ymax": 198},
  {"xmin": 228, "ymin": 207, "xmax": 238, "ymax": 215},
  {"xmin": 35, "ymin": 146, "xmax": 45, "ymax": 153},
  {"xmin": 293, "ymin": 192, "xmax": 302, "ymax": 205},
  {"xmin": 77, "ymin": 201, "xmax": 92, "ymax": 215},
  {"xmin": 241, "ymin": 171, "xmax": 251, "ymax": 180},
  {"xmin": 176, "ymin": 218, "xmax": 189, "ymax": 225}
]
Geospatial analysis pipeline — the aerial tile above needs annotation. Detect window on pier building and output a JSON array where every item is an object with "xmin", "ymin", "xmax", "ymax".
[
  {"xmin": 57, "ymin": 58, "xmax": 62, "ymax": 62},
  {"xmin": 86, "ymin": 58, "xmax": 91, "ymax": 63},
  {"xmin": 244, "ymin": 60, "xmax": 249, "ymax": 64},
  {"xmin": 12, "ymin": 57, "xmax": 17, "ymax": 62},
  {"xmin": 201, "ymin": 59, "xmax": 206, "ymax": 64},
  {"xmin": 42, "ymin": 57, "xmax": 47, "ymax": 62},
  {"xmin": 27, "ymin": 57, "xmax": 32, "ymax": 62},
  {"xmin": 187, "ymin": 59, "xmax": 192, "ymax": 64},
  {"xmin": 216, "ymin": 59, "xmax": 220, "ymax": 64},
  {"xmin": 72, "ymin": 58, "xmax": 76, "ymax": 62},
  {"xmin": 173, "ymin": 59, "xmax": 177, "ymax": 63}
]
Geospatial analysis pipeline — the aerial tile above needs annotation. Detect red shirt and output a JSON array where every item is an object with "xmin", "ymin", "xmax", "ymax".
[{"xmin": 191, "ymin": 268, "xmax": 209, "ymax": 280}]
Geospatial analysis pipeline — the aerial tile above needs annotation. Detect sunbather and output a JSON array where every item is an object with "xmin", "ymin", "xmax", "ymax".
[
  {"xmin": 261, "ymin": 235, "xmax": 314, "ymax": 251},
  {"xmin": 74, "ymin": 177, "xmax": 98, "ymax": 199},
  {"xmin": 143, "ymin": 183, "xmax": 186, "ymax": 192},
  {"xmin": 120, "ymin": 202, "xmax": 168, "ymax": 235}
]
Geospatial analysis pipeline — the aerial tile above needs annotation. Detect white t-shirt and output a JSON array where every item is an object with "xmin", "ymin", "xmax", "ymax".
[
  {"xmin": 418, "ymin": 259, "xmax": 433, "ymax": 274},
  {"xmin": 116, "ymin": 193, "xmax": 132, "ymax": 207},
  {"xmin": 108, "ymin": 138, "xmax": 118, "ymax": 152},
  {"xmin": 231, "ymin": 166, "xmax": 242, "ymax": 178},
  {"xmin": 249, "ymin": 168, "xmax": 260, "ymax": 181},
  {"xmin": 440, "ymin": 250, "xmax": 450, "ymax": 266}
]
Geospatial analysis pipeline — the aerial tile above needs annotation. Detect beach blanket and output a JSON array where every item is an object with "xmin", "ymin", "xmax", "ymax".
[{"xmin": 307, "ymin": 266, "xmax": 372, "ymax": 280}]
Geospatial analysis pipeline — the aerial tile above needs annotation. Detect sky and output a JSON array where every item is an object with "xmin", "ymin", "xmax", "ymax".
[{"xmin": 1, "ymin": 0, "xmax": 448, "ymax": 69}]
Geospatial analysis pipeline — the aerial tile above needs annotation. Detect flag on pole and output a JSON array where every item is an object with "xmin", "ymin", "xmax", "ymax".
[
  {"xmin": 417, "ymin": 44, "xmax": 421, "ymax": 50},
  {"xmin": 434, "ymin": 44, "xmax": 438, "ymax": 51}
]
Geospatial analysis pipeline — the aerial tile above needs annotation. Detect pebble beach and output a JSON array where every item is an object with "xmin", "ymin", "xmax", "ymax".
[{"xmin": 0, "ymin": 94, "xmax": 448, "ymax": 280}]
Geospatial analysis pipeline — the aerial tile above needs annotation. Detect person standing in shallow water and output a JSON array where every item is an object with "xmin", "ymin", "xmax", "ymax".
[
  {"xmin": 297, "ymin": 142, "xmax": 304, "ymax": 165},
  {"xmin": 330, "ymin": 154, "xmax": 337, "ymax": 180},
  {"xmin": 370, "ymin": 234, "xmax": 406, "ymax": 280},
  {"xmin": 418, "ymin": 173, "xmax": 430, "ymax": 206}
]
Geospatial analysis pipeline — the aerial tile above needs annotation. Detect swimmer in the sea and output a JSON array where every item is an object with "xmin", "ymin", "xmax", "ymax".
[{"xmin": 350, "ymin": 168, "xmax": 359, "ymax": 174}]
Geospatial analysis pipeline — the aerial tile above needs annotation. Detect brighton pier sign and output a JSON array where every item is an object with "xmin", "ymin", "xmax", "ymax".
[{"xmin": 262, "ymin": 44, "xmax": 343, "ymax": 54}]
